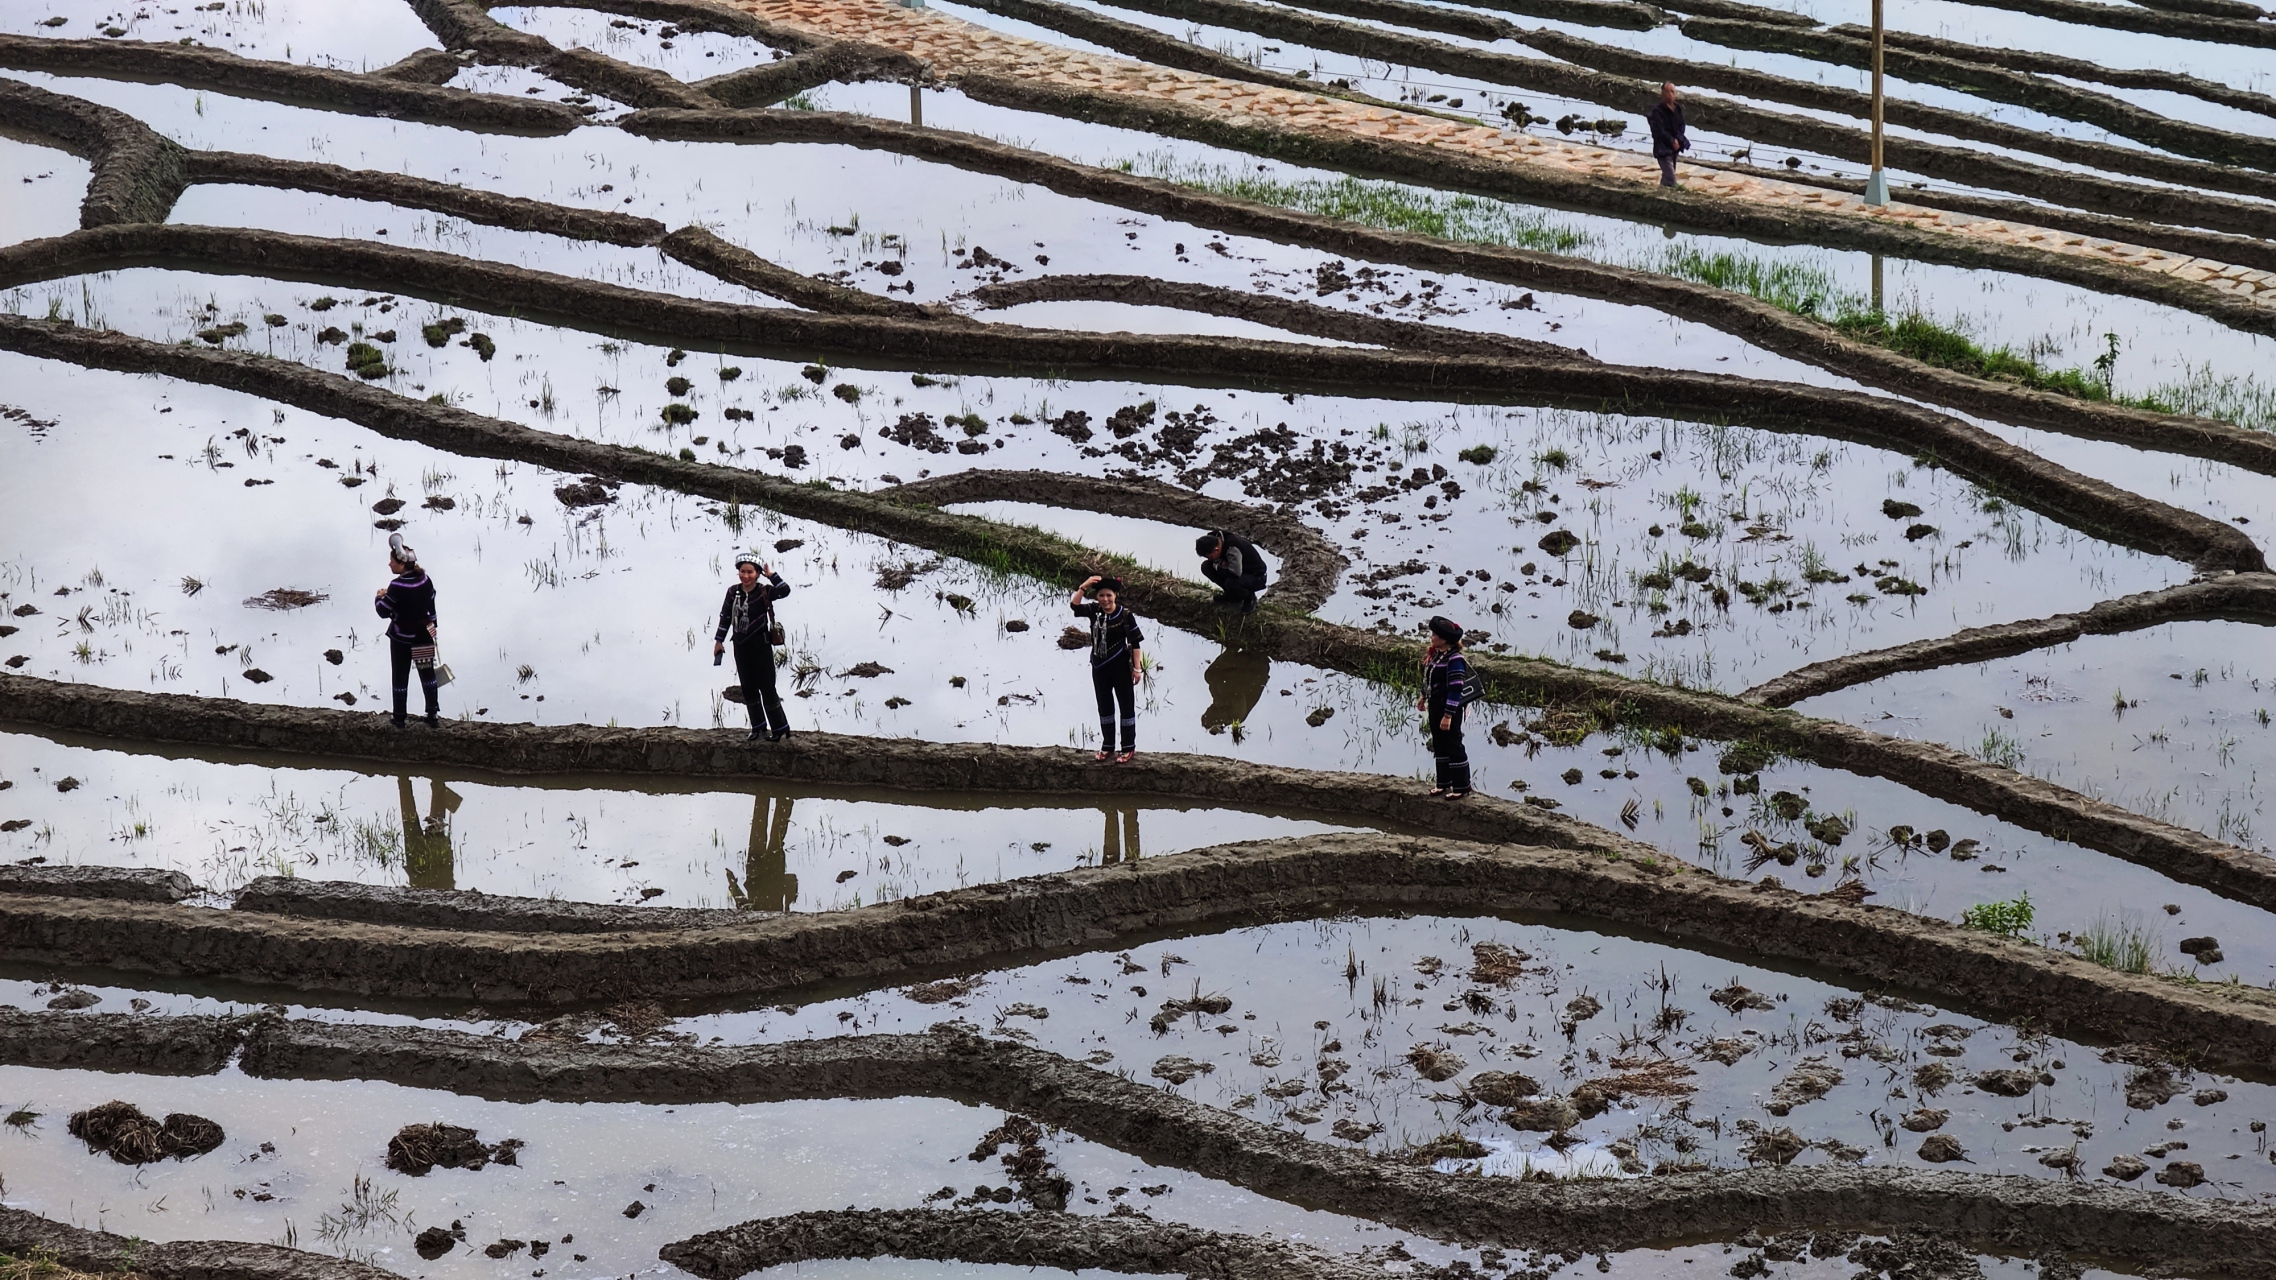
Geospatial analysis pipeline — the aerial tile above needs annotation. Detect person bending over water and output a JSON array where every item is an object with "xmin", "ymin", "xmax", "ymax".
[
  {"xmin": 1072, "ymin": 574, "xmax": 1145, "ymax": 763},
  {"xmin": 375, "ymin": 532, "xmax": 441, "ymax": 729},
  {"xmin": 1195, "ymin": 529, "xmax": 1268, "ymax": 614},
  {"xmin": 714, "ymin": 551, "xmax": 793, "ymax": 742}
]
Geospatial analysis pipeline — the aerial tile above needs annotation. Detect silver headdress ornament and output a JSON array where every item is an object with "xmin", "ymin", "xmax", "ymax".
[
  {"xmin": 734, "ymin": 548, "xmax": 762, "ymax": 569},
  {"xmin": 388, "ymin": 531, "xmax": 418, "ymax": 567}
]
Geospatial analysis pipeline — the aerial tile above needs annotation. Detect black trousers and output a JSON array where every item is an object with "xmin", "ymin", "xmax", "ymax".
[
  {"xmin": 389, "ymin": 638, "xmax": 439, "ymax": 722},
  {"xmin": 1429, "ymin": 716, "xmax": 1470, "ymax": 791},
  {"xmin": 733, "ymin": 633, "xmax": 788, "ymax": 733},
  {"xmin": 1093, "ymin": 663, "xmax": 1136, "ymax": 751},
  {"xmin": 1200, "ymin": 560, "xmax": 1266, "ymax": 609}
]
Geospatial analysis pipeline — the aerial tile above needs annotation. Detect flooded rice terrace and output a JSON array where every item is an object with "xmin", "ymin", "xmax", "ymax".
[{"xmin": 5, "ymin": 0, "xmax": 2276, "ymax": 1275}]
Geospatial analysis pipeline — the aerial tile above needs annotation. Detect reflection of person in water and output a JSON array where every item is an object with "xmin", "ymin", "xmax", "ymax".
[
  {"xmin": 397, "ymin": 776, "xmax": 462, "ymax": 890},
  {"xmin": 1100, "ymin": 804, "xmax": 1142, "ymax": 865},
  {"xmin": 726, "ymin": 791, "xmax": 798, "ymax": 912},
  {"xmin": 1200, "ymin": 646, "xmax": 1271, "ymax": 736}
]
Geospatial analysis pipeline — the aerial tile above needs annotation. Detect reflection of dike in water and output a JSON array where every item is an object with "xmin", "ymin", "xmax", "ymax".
[
  {"xmin": 726, "ymin": 791, "xmax": 799, "ymax": 913},
  {"xmin": 1202, "ymin": 646, "xmax": 1271, "ymax": 737},
  {"xmin": 398, "ymin": 776, "xmax": 462, "ymax": 891}
]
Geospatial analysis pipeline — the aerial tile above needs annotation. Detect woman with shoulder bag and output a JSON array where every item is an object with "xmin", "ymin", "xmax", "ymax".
[
  {"xmin": 375, "ymin": 531, "xmax": 443, "ymax": 729},
  {"xmin": 714, "ymin": 551, "xmax": 793, "ymax": 742},
  {"xmin": 1419, "ymin": 615, "xmax": 1473, "ymax": 798}
]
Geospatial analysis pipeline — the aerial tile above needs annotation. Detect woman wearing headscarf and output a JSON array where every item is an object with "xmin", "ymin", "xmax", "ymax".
[
  {"xmin": 1420, "ymin": 615, "xmax": 1472, "ymax": 798},
  {"xmin": 1072, "ymin": 574, "xmax": 1144, "ymax": 763},
  {"xmin": 374, "ymin": 531, "xmax": 441, "ymax": 729},
  {"xmin": 714, "ymin": 550, "xmax": 793, "ymax": 741}
]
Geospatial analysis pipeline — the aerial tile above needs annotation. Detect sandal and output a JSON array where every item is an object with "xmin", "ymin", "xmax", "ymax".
[
  {"xmin": 1443, "ymin": 788, "xmax": 1471, "ymax": 800},
  {"xmin": 1426, "ymin": 786, "xmax": 1450, "ymax": 797},
  {"xmin": 1095, "ymin": 750, "xmax": 1114, "ymax": 762},
  {"xmin": 1115, "ymin": 751, "xmax": 1137, "ymax": 764}
]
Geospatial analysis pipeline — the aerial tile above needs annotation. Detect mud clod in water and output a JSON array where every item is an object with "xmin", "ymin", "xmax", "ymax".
[
  {"xmin": 384, "ymin": 1122, "xmax": 523, "ymax": 1176},
  {"xmin": 1899, "ymin": 1108, "xmax": 1949, "ymax": 1132},
  {"xmin": 967, "ymin": 1113, "xmax": 1071, "ymax": 1210},
  {"xmin": 67, "ymin": 1100, "xmax": 224, "ymax": 1164},
  {"xmin": 2156, "ymin": 1160, "xmax": 2207, "ymax": 1188},
  {"xmin": 1466, "ymin": 1070, "xmax": 1543, "ymax": 1106},
  {"xmin": 1918, "ymin": 1134, "xmax": 1969, "ymax": 1163},
  {"xmin": 414, "ymin": 1225, "xmax": 459, "ymax": 1259}
]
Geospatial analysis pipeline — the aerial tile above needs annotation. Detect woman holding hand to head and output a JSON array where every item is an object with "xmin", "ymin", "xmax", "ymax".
[
  {"xmin": 714, "ymin": 551, "xmax": 793, "ymax": 742},
  {"xmin": 1072, "ymin": 574, "xmax": 1144, "ymax": 763}
]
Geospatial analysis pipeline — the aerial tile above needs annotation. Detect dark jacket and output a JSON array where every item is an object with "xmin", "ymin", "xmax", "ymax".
[
  {"xmin": 1648, "ymin": 100, "xmax": 1688, "ymax": 158},
  {"xmin": 375, "ymin": 570, "xmax": 436, "ymax": 645},
  {"xmin": 1073, "ymin": 601, "xmax": 1144, "ymax": 669},
  {"xmin": 1425, "ymin": 648, "xmax": 1470, "ymax": 719},
  {"xmin": 716, "ymin": 574, "xmax": 791, "ymax": 644},
  {"xmin": 1209, "ymin": 531, "xmax": 1269, "ymax": 589}
]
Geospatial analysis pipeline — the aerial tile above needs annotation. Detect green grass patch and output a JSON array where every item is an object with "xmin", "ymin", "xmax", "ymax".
[
  {"xmin": 1124, "ymin": 153, "xmax": 1594, "ymax": 253},
  {"xmin": 1960, "ymin": 892, "xmax": 2033, "ymax": 938},
  {"xmin": 1125, "ymin": 156, "xmax": 2276, "ymax": 429}
]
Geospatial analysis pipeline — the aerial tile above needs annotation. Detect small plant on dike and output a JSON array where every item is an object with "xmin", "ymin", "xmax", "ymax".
[
  {"xmin": 2075, "ymin": 914, "xmax": 2161, "ymax": 974},
  {"xmin": 1961, "ymin": 893, "xmax": 2034, "ymax": 938},
  {"xmin": 2, "ymin": 1251, "xmax": 111, "ymax": 1280}
]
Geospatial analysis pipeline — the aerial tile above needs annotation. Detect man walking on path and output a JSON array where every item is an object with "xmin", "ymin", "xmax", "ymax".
[{"xmin": 1648, "ymin": 81, "xmax": 1689, "ymax": 188}]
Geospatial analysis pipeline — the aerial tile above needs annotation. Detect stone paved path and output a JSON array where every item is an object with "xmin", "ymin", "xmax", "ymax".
[{"xmin": 731, "ymin": 0, "xmax": 2276, "ymax": 308}]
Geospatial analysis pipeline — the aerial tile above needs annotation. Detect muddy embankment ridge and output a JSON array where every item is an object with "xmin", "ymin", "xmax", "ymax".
[
  {"xmin": 12, "ymin": 827, "xmax": 2276, "ymax": 1071},
  {"xmin": 0, "ymin": 75, "xmax": 185, "ymax": 227},
  {"xmin": 1680, "ymin": 16, "xmax": 2276, "ymax": 170},
  {"xmin": 875, "ymin": 468, "xmax": 1349, "ymax": 611},
  {"xmin": 0, "ymin": 34, "xmax": 585, "ymax": 133},
  {"xmin": 952, "ymin": 0, "xmax": 1477, "ymax": 120},
  {"xmin": 0, "ymin": 673, "xmax": 1650, "ymax": 861},
  {"xmin": 231, "ymin": 874, "xmax": 760, "ymax": 934},
  {"xmin": 1741, "ymin": 574, "xmax": 2276, "ymax": 707},
  {"xmin": 0, "ymin": 1204, "xmax": 401, "ymax": 1280},
  {"xmin": 10, "ymin": 56, "xmax": 2272, "ymax": 474},
  {"xmin": 618, "ymin": 107, "xmax": 2276, "ymax": 475},
  {"xmin": 663, "ymin": 1208, "xmax": 1384, "ymax": 1280},
  {"xmin": 1869, "ymin": 0, "xmax": 2276, "ymax": 49},
  {"xmin": 966, "ymin": 271, "xmax": 1595, "ymax": 362},
  {"xmin": 2, "ymin": 324, "xmax": 2271, "ymax": 910},
  {"xmin": 1852, "ymin": 26, "xmax": 2276, "ymax": 120},
  {"xmin": 0, "ymin": 863, "xmax": 195, "ymax": 902},
  {"xmin": 1677, "ymin": 156, "xmax": 2276, "ymax": 279},
  {"xmin": 658, "ymin": 223, "xmax": 940, "ymax": 317},
  {"xmin": 9, "ymin": 1010, "xmax": 2276, "ymax": 1274},
  {"xmin": 0, "ymin": 228, "xmax": 2256, "ymax": 582},
  {"xmin": 187, "ymin": 150, "xmax": 669, "ymax": 245},
  {"xmin": 1050, "ymin": 0, "xmax": 2276, "ymax": 237}
]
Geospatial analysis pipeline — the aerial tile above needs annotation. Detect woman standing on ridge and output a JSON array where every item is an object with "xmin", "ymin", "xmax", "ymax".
[
  {"xmin": 715, "ymin": 551, "xmax": 793, "ymax": 742},
  {"xmin": 1072, "ymin": 574, "xmax": 1144, "ymax": 763},
  {"xmin": 1420, "ymin": 615, "xmax": 1472, "ymax": 798},
  {"xmin": 375, "ymin": 531, "xmax": 442, "ymax": 729}
]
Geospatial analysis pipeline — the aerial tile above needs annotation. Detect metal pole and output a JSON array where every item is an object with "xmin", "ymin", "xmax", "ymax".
[{"xmin": 1865, "ymin": 0, "xmax": 1888, "ymax": 206}]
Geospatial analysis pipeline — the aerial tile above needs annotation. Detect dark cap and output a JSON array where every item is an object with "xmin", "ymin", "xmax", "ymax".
[
  {"xmin": 1427, "ymin": 615, "xmax": 1464, "ymax": 644},
  {"xmin": 1095, "ymin": 576, "xmax": 1124, "ymax": 595}
]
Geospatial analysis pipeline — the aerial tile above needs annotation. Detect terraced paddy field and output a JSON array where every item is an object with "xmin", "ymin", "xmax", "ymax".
[{"xmin": 6, "ymin": 0, "xmax": 2276, "ymax": 1276}]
